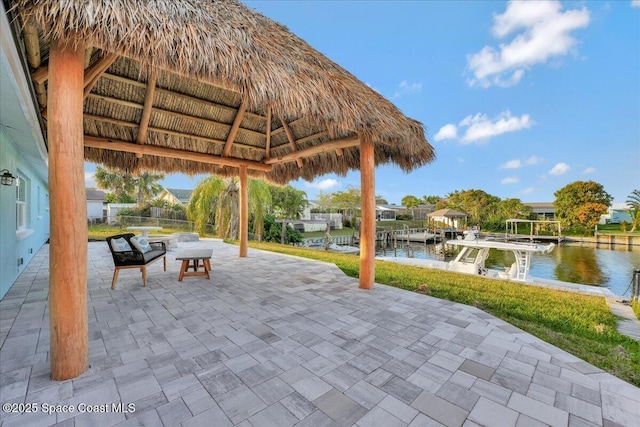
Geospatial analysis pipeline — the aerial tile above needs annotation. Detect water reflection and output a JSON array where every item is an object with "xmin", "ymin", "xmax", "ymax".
[
  {"xmin": 376, "ymin": 242, "xmax": 640, "ymax": 296},
  {"xmin": 550, "ymin": 246, "xmax": 607, "ymax": 286}
]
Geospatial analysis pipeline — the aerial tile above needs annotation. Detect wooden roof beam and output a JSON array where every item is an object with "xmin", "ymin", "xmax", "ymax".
[
  {"xmin": 223, "ymin": 99, "xmax": 248, "ymax": 157},
  {"xmin": 265, "ymin": 105, "xmax": 272, "ymax": 159},
  {"xmin": 83, "ymin": 53, "xmax": 118, "ymax": 98},
  {"xmin": 280, "ymin": 117, "xmax": 303, "ymax": 168},
  {"xmin": 135, "ymin": 69, "xmax": 159, "ymax": 158},
  {"xmin": 271, "ymin": 116, "xmax": 306, "ymax": 137},
  {"xmin": 264, "ymin": 136, "xmax": 360, "ymax": 165},
  {"xmin": 31, "ymin": 65, "xmax": 48, "ymax": 84},
  {"xmin": 100, "ymin": 72, "xmax": 265, "ymax": 122},
  {"xmin": 32, "ymin": 51, "xmax": 118, "ymax": 88},
  {"xmin": 84, "ymin": 136, "xmax": 272, "ymax": 172},
  {"xmin": 23, "ymin": 19, "xmax": 41, "ymax": 69},
  {"xmin": 85, "ymin": 93, "xmax": 266, "ymax": 140},
  {"xmin": 84, "ymin": 48, "xmax": 93, "ymax": 68},
  {"xmin": 84, "ymin": 113, "xmax": 265, "ymax": 153}
]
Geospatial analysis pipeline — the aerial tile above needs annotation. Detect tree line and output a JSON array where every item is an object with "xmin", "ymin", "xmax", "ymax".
[
  {"xmin": 93, "ymin": 166, "xmax": 639, "ymax": 237},
  {"xmin": 399, "ymin": 182, "xmax": 639, "ymax": 233}
]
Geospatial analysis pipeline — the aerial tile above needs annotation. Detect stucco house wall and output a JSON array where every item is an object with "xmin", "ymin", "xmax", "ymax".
[{"xmin": 0, "ymin": 10, "xmax": 50, "ymax": 299}]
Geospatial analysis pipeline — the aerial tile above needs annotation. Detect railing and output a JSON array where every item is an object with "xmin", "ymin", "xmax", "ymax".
[
  {"xmin": 150, "ymin": 207, "xmax": 187, "ymax": 220},
  {"xmin": 299, "ymin": 235, "xmax": 356, "ymax": 247}
]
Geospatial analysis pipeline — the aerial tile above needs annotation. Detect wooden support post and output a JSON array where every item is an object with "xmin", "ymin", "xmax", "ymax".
[
  {"xmin": 48, "ymin": 37, "xmax": 89, "ymax": 380},
  {"xmin": 359, "ymin": 136, "xmax": 375, "ymax": 289},
  {"xmin": 239, "ymin": 165, "xmax": 248, "ymax": 257}
]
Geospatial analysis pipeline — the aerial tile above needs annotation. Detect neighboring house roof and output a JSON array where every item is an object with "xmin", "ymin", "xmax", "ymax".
[
  {"xmin": 163, "ymin": 188, "xmax": 193, "ymax": 204},
  {"xmin": 86, "ymin": 189, "xmax": 106, "ymax": 202},
  {"xmin": 428, "ymin": 208, "xmax": 467, "ymax": 218},
  {"xmin": 610, "ymin": 203, "xmax": 630, "ymax": 211},
  {"xmin": 525, "ymin": 202, "xmax": 555, "ymax": 210},
  {"xmin": 377, "ymin": 204, "xmax": 402, "ymax": 211}
]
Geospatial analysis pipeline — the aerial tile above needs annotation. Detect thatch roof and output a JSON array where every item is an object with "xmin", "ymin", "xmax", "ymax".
[
  {"xmin": 9, "ymin": 0, "xmax": 434, "ymax": 184},
  {"xmin": 428, "ymin": 209, "xmax": 468, "ymax": 218}
]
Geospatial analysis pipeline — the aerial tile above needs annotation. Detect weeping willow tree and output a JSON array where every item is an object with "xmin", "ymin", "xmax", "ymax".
[{"xmin": 187, "ymin": 175, "xmax": 272, "ymax": 240}]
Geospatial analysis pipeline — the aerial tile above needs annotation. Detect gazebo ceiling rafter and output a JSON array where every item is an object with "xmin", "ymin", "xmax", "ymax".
[
  {"xmin": 82, "ymin": 52, "xmax": 118, "ymax": 98},
  {"xmin": 279, "ymin": 116, "xmax": 304, "ymax": 168},
  {"xmin": 83, "ymin": 92, "xmax": 267, "ymax": 141},
  {"xmin": 83, "ymin": 113, "xmax": 266, "ymax": 154},
  {"xmin": 223, "ymin": 98, "xmax": 249, "ymax": 157},
  {"xmin": 84, "ymin": 135, "xmax": 272, "ymax": 172},
  {"xmin": 135, "ymin": 68, "xmax": 158, "ymax": 158}
]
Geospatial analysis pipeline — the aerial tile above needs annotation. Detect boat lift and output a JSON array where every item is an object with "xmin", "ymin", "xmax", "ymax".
[
  {"xmin": 505, "ymin": 219, "xmax": 563, "ymax": 243},
  {"xmin": 446, "ymin": 234, "xmax": 555, "ymax": 282}
]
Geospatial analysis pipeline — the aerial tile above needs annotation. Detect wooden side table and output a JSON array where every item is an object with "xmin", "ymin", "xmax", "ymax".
[{"xmin": 176, "ymin": 249, "xmax": 213, "ymax": 281}]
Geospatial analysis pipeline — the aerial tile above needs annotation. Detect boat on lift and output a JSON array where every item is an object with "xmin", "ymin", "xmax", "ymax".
[
  {"xmin": 445, "ymin": 234, "xmax": 555, "ymax": 282},
  {"xmin": 377, "ymin": 232, "xmax": 615, "ymax": 296}
]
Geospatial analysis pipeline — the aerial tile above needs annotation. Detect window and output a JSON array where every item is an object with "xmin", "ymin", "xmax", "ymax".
[{"xmin": 16, "ymin": 175, "xmax": 27, "ymax": 231}]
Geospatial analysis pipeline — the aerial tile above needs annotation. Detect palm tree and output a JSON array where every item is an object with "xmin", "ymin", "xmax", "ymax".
[
  {"xmin": 94, "ymin": 166, "xmax": 135, "ymax": 201},
  {"xmin": 627, "ymin": 190, "xmax": 640, "ymax": 210},
  {"xmin": 270, "ymin": 185, "xmax": 307, "ymax": 219},
  {"xmin": 626, "ymin": 190, "xmax": 640, "ymax": 232},
  {"xmin": 134, "ymin": 172, "xmax": 165, "ymax": 203},
  {"xmin": 94, "ymin": 166, "xmax": 165, "ymax": 203},
  {"xmin": 187, "ymin": 175, "xmax": 272, "ymax": 239},
  {"xmin": 402, "ymin": 195, "xmax": 420, "ymax": 219}
]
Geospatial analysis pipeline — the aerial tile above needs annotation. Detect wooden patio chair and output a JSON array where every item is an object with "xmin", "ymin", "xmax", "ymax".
[{"xmin": 106, "ymin": 233, "xmax": 167, "ymax": 289}]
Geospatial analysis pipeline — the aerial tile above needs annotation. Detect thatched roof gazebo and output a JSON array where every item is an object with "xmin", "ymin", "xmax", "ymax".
[{"xmin": 8, "ymin": 0, "xmax": 434, "ymax": 380}]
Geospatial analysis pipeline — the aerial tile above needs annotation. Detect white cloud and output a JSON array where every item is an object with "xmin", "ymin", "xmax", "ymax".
[
  {"xmin": 520, "ymin": 187, "xmax": 535, "ymax": 195},
  {"xmin": 467, "ymin": 1, "xmax": 590, "ymax": 87},
  {"xmin": 85, "ymin": 172, "xmax": 97, "ymax": 188},
  {"xmin": 501, "ymin": 176, "xmax": 520, "ymax": 184},
  {"xmin": 500, "ymin": 159, "xmax": 522, "ymax": 169},
  {"xmin": 393, "ymin": 80, "xmax": 422, "ymax": 98},
  {"xmin": 583, "ymin": 166, "xmax": 596, "ymax": 174},
  {"xmin": 437, "ymin": 111, "xmax": 533, "ymax": 144},
  {"xmin": 459, "ymin": 110, "xmax": 534, "ymax": 143},
  {"xmin": 500, "ymin": 155, "xmax": 540, "ymax": 169},
  {"xmin": 633, "ymin": 0, "xmax": 640, "ymax": 8},
  {"xmin": 434, "ymin": 124, "xmax": 458, "ymax": 141},
  {"xmin": 549, "ymin": 162, "xmax": 570, "ymax": 175},
  {"xmin": 305, "ymin": 178, "xmax": 340, "ymax": 190}
]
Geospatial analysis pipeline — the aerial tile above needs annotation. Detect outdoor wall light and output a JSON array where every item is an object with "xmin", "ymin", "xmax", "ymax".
[{"xmin": 1, "ymin": 169, "xmax": 16, "ymax": 186}]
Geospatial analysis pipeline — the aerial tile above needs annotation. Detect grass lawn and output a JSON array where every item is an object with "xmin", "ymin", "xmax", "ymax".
[
  {"xmin": 248, "ymin": 241, "xmax": 640, "ymax": 387},
  {"xmin": 596, "ymin": 224, "xmax": 640, "ymax": 235}
]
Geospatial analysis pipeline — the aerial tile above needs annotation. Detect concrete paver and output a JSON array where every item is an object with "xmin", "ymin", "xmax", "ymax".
[{"xmin": 0, "ymin": 239, "xmax": 639, "ymax": 426}]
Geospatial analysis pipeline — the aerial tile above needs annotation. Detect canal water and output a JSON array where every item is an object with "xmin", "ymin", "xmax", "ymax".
[{"xmin": 376, "ymin": 242, "xmax": 640, "ymax": 297}]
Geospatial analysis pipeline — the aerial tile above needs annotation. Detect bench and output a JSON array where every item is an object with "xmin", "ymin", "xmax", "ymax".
[
  {"xmin": 148, "ymin": 235, "xmax": 179, "ymax": 250},
  {"xmin": 106, "ymin": 233, "xmax": 167, "ymax": 289}
]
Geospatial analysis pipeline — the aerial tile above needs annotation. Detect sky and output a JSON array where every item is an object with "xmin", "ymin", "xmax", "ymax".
[{"xmin": 85, "ymin": 0, "xmax": 640, "ymax": 205}]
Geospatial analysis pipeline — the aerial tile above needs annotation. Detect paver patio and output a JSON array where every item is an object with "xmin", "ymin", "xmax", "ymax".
[{"xmin": 1, "ymin": 239, "xmax": 638, "ymax": 426}]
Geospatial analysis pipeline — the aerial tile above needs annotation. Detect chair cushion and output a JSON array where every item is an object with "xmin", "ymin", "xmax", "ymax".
[
  {"xmin": 130, "ymin": 236, "xmax": 152, "ymax": 254},
  {"xmin": 143, "ymin": 249, "xmax": 165, "ymax": 263},
  {"xmin": 110, "ymin": 237, "xmax": 132, "ymax": 252}
]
